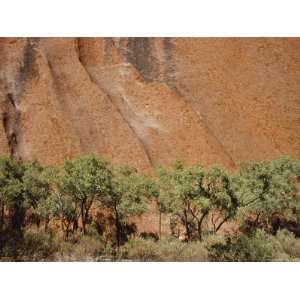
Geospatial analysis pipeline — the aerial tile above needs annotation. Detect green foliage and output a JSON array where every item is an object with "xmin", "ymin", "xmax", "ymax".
[
  {"xmin": 0, "ymin": 156, "xmax": 25, "ymax": 205},
  {"xmin": 62, "ymin": 155, "xmax": 112, "ymax": 234},
  {"xmin": 0, "ymin": 156, "xmax": 26, "ymax": 234},
  {"xmin": 155, "ymin": 162, "xmax": 238, "ymax": 240},
  {"xmin": 23, "ymin": 161, "xmax": 51, "ymax": 209},
  {"xmin": 274, "ymin": 229, "xmax": 300, "ymax": 261},
  {"xmin": 208, "ymin": 228, "xmax": 300, "ymax": 262},
  {"xmin": 0, "ymin": 154, "xmax": 299, "ymax": 261},
  {"xmin": 103, "ymin": 166, "xmax": 150, "ymax": 219},
  {"xmin": 208, "ymin": 230, "xmax": 280, "ymax": 262},
  {"xmin": 63, "ymin": 155, "xmax": 111, "ymax": 202},
  {"xmin": 26, "ymin": 166, "xmax": 77, "ymax": 238},
  {"xmin": 118, "ymin": 236, "xmax": 158, "ymax": 261},
  {"xmin": 155, "ymin": 162, "xmax": 208, "ymax": 240},
  {"xmin": 202, "ymin": 167, "xmax": 238, "ymax": 232},
  {"xmin": 118, "ymin": 236, "xmax": 208, "ymax": 261},
  {"xmin": 234, "ymin": 156, "xmax": 300, "ymax": 233},
  {"xmin": 23, "ymin": 162, "xmax": 56, "ymax": 230},
  {"xmin": 154, "ymin": 237, "xmax": 208, "ymax": 261},
  {"xmin": 55, "ymin": 235, "xmax": 106, "ymax": 262},
  {"xmin": 0, "ymin": 228, "xmax": 59, "ymax": 261},
  {"xmin": 101, "ymin": 166, "xmax": 152, "ymax": 246}
]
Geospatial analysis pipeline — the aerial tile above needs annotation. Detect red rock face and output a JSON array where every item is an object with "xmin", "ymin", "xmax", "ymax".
[{"xmin": 0, "ymin": 38, "xmax": 299, "ymax": 171}]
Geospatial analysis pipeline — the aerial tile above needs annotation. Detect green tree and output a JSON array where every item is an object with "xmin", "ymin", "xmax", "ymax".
[
  {"xmin": 203, "ymin": 167, "xmax": 238, "ymax": 234},
  {"xmin": 156, "ymin": 162, "xmax": 238, "ymax": 241},
  {"xmin": 33, "ymin": 166, "xmax": 61, "ymax": 232},
  {"xmin": 156, "ymin": 162, "xmax": 209, "ymax": 241},
  {"xmin": 0, "ymin": 156, "xmax": 26, "ymax": 235},
  {"xmin": 62, "ymin": 155, "xmax": 112, "ymax": 234},
  {"xmin": 40, "ymin": 167, "xmax": 80, "ymax": 239},
  {"xmin": 152, "ymin": 167, "xmax": 173, "ymax": 239},
  {"xmin": 234, "ymin": 156, "xmax": 300, "ymax": 233},
  {"xmin": 51, "ymin": 191, "xmax": 78, "ymax": 239},
  {"xmin": 23, "ymin": 161, "xmax": 54, "ymax": 229},
  {"xmin": 102, "ymin": 166, "xmax": 151, "ymax": 247}
]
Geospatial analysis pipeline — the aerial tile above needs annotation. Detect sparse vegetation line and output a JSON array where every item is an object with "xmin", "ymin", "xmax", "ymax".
[{"xmin": 0, "ymin": 154, "xmax": 299, "ymax": 261}]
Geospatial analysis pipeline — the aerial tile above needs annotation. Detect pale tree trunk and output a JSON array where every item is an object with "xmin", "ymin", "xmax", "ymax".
[
  {"xmin": 114, "ymin": 206, "xmax": 122, "ymax": 248},
  {"xmin": 158, "ymin": 211, "xmax": 162, "ymax": 240}
]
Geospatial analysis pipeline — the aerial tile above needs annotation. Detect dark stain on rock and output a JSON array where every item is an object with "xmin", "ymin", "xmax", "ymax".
[
  {"xmin": 7, "ymin": 93, "xmax": 16, "ymax": 108},
  {"xmin": 123, "ymin": 38, "xmax": 158, "ymax": 82},
  {"xmin": 17, "ymin": 38, "xmax": 40, "ymax": 97},
  {"xmin": 104, "ymin": 38, "xmax": 114, "ymax": 65},
  {"xmin": 163, "ymin": 38, "xmax": 176, "ymax": 87},
  {"xmin": 3, "ymin": 93, "xmax": 21, "ymax": 158},
  {"xmin": 116, "ymin": 38, "xmax": 176, "ymax": 84}
]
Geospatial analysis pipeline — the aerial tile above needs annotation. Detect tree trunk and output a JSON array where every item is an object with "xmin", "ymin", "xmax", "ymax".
[
  {"xmin": 254, "ymin": 213, "xmax": 260, "ymax": 228},
  {"xmin": 10, "ymin": 202, "xmax": 25, "ymax": 238},
  {"xmin": 62, "ymin": 220, "xmax": 71, "ymax": 240},
  {"xmin": 61, "ymin": 219, "xmax": 66, "ymax": 240},
  {"xmin": 197, "ymin": 220, "xmax": 202, "ymax": 241},
  {"xmin": 114, "ymin": 206, "xmax": 121, "ymax": 248},
  {"xmin": 158, "ymin": 211, "xmax": 162, "ymax": 240},
  {"xmin": 72, "ymin": 219, "xmax": 78, "ymax": 232},
  {"xmin": 215, "ymin": 216, "xmax": 230, "ymax": 233},
  {"xmin": 183, "ymin": 209, "xmax": 191, "ymax": 241},
  {"xmin": 84, "ymin": 204, "xmax": 90, "ymax": 228},
  {"xmin": 66, "ymin": 224, "xmax": 70, "ymax": 239},
  {"xmin": 44, "ymin": 219, "xmax": 49, "ymax": 232},
  {"xmin": 0, "ymin": 203, "xmax": 4, "ymax": 231},
  {"xmin": 81, "ymin": 202, "xmax": 86, "ymax": 235},
  {"xmin": 36, "ymin": 217, "xmax": 41, "ymax": 228},
  {"xmin": 197, "ymin": 211, "xmax": 208, "ymax": 241}
]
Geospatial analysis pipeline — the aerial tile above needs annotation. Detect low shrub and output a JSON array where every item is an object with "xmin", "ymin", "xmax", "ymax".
[
  {"xmin": 118, "ymin": 236, "xmax": 209, "ymax": 261},
  {"xmin": 1, "ymin": 229, "xmax": 59, "ymax": 261},
  {"xmin": 55, "ymin": 235, "xmax": 106, "ymax": 261},
  {"xmin": 118, "ymin": 237, "xmax": 158, "ymax": 261},
  {"xmin": 1, "ymin": 227, "xmax": 110, "ymax": 262},
  {"xmin": 274, "ymin": 229, "xmax": 300, "ymax": 261},
  {"xmin": 155, "ymin": 237, "xmax": 208, "ymax": 262},
  {"xmin": 202, "ymin": 234, "xmax": 226, "ymax": 249},
  {"xmin": 208, "ymin": 230, "xmax": 282, "ymax": 262}
]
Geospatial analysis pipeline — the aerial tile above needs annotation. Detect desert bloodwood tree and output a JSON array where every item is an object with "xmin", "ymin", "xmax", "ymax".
[
  {"xmin": 50, "ymin": 190, "xmax": 78, "ymax": 239},
  {"xmin": 0, "ymin": 156, "xmax": 26, "ymax": 236},
  {"xmin": 61, "ymin": 155, "xmax": 112, "ymax": 234},
  {"xmin": 31, "ymin": 166, "xmax": 65, "ymax": 232},
  {"xmin": 151, "ymin": 167, "xmax": 173, "ymax": 239},
  {"xmin": 101, "ymin": 166, "xmax": 152, "ymax": 247},
  {"xmin": 23, "ymin": 161, "xmax": 54, "ymax": 229},
  {"xmin": 156, "ymin": 162, "xmax": 238, "ymax": 241},
  {"xmin": 156, "ymin": 162, "xmax": 209, "ymax": 241},
  {"xmin": 202, "ymin": 167, "xmax": 238, "ymax": 234},
  {"xmin": 42, "ymin": 167, "xmax": 85, "ymax": 238},
  {"xmin": 234, "ymin": 156, "xmax": 300, "ymax": 233}
]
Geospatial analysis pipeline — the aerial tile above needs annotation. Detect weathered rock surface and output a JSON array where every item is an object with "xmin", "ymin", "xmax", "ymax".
[{"xmin": 0, "ymin": 38, "xmax": 299, "ymax": 171}]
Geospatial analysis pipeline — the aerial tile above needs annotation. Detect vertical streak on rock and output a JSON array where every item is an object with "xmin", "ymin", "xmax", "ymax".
[
  {"xmin": 0, "ymin": 38, "xmax": 40, "ymax": 159},
  {"xmin": 11, "ymin": 38, "xmax": 40, "ymax": 159},
  {"xmin": 105, "ymin": 91, "xmax": 155, "ymax": 168},
  {"xmin": 1, "ymin": 93, "xmax": 20, "ymax": 158},
  {"xmin": 17, "ymin": 38, "xmax": 39, "ymax": 98},
  {"xmin": 104, "ymin": 38, "xmax": 113, "ymax": 65},
  {"xmin": 124, "ymin": 38, "xmax": 157, "ymax": 81},
  {"xmin": 163, "ymin": 38, "xmax": 176, "ymax": 87}
]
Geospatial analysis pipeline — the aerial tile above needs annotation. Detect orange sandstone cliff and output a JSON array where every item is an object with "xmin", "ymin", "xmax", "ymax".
[{"xmin": 0, "ymin": 38, "xmax": 299, "ymax": 172}]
